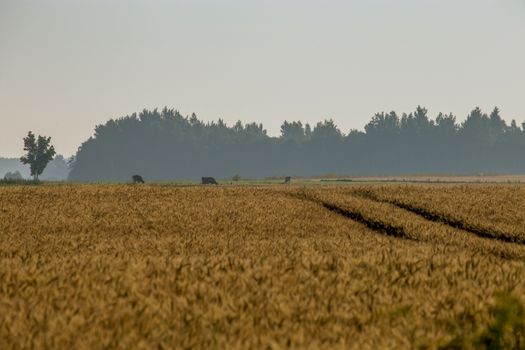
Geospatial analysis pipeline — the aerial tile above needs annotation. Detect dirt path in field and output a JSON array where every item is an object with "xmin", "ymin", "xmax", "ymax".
[{"xmin": 353, "ymin": 189, "xmax": 525, "ymax": 245}]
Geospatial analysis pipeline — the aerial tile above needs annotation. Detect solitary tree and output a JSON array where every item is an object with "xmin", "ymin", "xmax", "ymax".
[{"xmin": 20, "ymin": 131, "xmax": 56, "ymax": 181}]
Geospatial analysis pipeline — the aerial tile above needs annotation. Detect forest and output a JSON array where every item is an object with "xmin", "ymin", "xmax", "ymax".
[{"xmin": 67, "ymin": 106, "xmax": 525, "ymax": 181}]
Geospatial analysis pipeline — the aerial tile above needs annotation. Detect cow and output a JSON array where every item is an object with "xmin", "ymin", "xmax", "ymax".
[
  {"xmin": 132, "ymin": 175, "xmax": 145, "ymax": 184},
  {"xmin": 284, "ymin": 176, "xmax": 291, "ymax": 184},
  {"xmin": 201, "ymin": 177, "xmax": 218, "ymax": 185}
]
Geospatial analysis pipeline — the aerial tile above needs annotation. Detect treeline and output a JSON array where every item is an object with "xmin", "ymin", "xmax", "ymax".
[{"xmin": 68, "ymin": 106, "xmax": 525, "ymax": 181}]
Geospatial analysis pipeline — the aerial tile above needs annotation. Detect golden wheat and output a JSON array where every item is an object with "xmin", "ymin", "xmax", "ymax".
[{"xmin": 0, "ymin": 184, "xmax": 524, "ymax": 349}]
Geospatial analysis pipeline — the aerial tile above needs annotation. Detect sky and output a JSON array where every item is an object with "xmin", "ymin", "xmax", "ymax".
[{"xmin": 1, "ymin": 0, "xmax": 524, "ymax": 157}]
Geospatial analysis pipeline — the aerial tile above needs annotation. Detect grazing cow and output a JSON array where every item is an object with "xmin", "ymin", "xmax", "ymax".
[
  {"xmin": 201, "ymin": 177, "xmax": 218, "ymax": 185},
  {"xmin": 284, "ymin": 176, "xmax": 291, "ymax": 184},
  {"xmin": 132, "ymin": 175, "xmax": 145, "ymax": 184}
]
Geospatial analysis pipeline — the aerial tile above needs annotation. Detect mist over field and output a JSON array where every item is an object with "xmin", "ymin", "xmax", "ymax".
[
  {"xmin": 3, "ymin": 104, "xmax": 525, "ymax": 182},
  {"xmin": 0, "ymin": 156, "xmax": 68, "ymax": 181}
]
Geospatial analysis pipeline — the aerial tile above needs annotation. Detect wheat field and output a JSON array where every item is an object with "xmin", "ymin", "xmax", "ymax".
[{"xmin": 1, "ymin": 184, "xmax": 525, "ymax": 349}]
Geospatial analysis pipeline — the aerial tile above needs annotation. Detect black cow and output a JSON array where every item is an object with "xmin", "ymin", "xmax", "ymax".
[
  {"xmin": 132, "ymin": 175, "xmax": 145, "ymax": 184},
  {"xmin": 201, "ymin": 177, "xmax": 218, "ymax": 185},
  {"xmin": 284, "ymin": 176, "xmax": 291, "ymax": 184}
]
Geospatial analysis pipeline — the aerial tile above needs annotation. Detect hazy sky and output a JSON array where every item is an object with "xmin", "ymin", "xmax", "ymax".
[{"xmin": 1, "ymin": 0, "xmax": 524, "ymax": 157}]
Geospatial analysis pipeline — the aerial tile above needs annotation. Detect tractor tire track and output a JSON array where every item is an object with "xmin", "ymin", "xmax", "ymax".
[
  {"xmin": 286, "ymin": 191, "xmax": 525, "ymax": 261},
  {"xmin": 321, "ymin": 201, "xmax": 417, "ymax": 241},
  {"xmin": 288, "ymin": 193, "xmax": 418, "ymax": 242},
  {"xmin": 353, "ymin": 190, "xmax": 525, "ymax": 245}
]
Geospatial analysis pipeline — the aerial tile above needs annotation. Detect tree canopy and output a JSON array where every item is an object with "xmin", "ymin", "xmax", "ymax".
[
  {"xmin": 68, "ymin": 106, "xmax": 525, "ymax": 181},
  {"xmin": 20, "ymin": 131, "xmax": 57, "ymax": 181}
]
